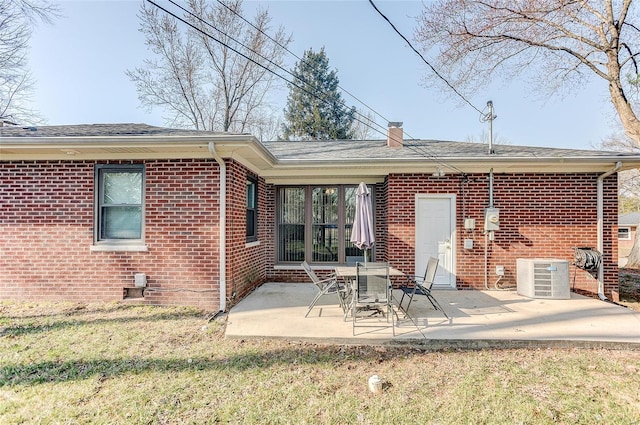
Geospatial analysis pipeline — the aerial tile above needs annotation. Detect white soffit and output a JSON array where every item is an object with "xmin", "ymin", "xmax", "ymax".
[{"xmin": 2, "ymin": 133, "xmax": 639, "ymax": 177}]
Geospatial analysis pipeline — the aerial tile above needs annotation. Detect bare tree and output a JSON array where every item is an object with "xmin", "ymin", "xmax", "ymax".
[
  {"xmin": 127, "ymin": 0, "xmax": 291, "ymax": 134},
  {"xmin": 0, "ymin": 0, "xmax": 58, "ymax": 124},
  {"xmin": 252, "ymin": 112, "xmax": 281, "ymax": 142},
  {"xmin": 350, "ymin": 109, "xmax": 377, "ymax": 140},
  {"xmin": 601, "ymin": 133, "xmax": 640, "ymax": 200},
  {"xmin": 415, "ymin": 0, "xmax": 640, "ymax": 145},
  {"xmin": 601, "ymin": 132, "xmax": 640, "ymax": 268},
  {"xmin": 464, "ymin": 130, "xmax": 511, "ymax": 145}
]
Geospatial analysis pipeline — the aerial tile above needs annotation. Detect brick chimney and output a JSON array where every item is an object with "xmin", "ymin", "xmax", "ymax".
[{"xmin": 387, "ymin": 122, "xmax": 403, "ymax": 148}]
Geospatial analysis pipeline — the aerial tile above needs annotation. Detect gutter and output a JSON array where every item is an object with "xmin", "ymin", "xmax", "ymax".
[
  {"xmin": 209, "ymin": 142, "xmax": 227, "ymax": 313},
  {"xmin": 596, "ymin": 161, "xmax": 622, "ymax": 300}
]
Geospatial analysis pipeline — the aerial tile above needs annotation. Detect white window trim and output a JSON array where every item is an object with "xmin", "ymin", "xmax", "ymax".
[
  {"xmin": 94, "ymin": 164, "xmax": 145, "ymax": 247},
  {"xmin": 618, "ymin": 226, "xmax": 632, "ymax": 240},
  {"xmin": 90, "ymin": 244, "xmax": 149, "ymax": 252}
]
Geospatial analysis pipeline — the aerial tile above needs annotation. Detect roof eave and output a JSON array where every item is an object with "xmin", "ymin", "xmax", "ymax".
[
  {"xmin": 0, "ymin": 134, "xmax": 269, "ymax": 163},
  {"xmin": 2, "ymin": 135, "xmax": 638, "ymax": 180},
  {"xmin": 259, "ymin": 156, "xmax": 640, "ymax": 183}
]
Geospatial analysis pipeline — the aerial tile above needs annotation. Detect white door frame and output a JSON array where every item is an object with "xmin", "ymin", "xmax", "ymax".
[{"xmin": 415, "ymin": 194, "xmax": 456, "ymax": 289}]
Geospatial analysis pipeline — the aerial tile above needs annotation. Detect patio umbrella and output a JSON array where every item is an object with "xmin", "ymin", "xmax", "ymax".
[{"xmin": 350, "ymin": 182, "xmax": 375, "ymax": 264}]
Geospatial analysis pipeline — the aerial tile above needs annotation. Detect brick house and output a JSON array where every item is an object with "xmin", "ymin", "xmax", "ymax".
[
  {"xmin": 2, "ymin": 123, "xmax": 639, "ymax": 311},
  {"xmin": 618, "ymin": 212, "xmax": 639, "ymax": 265}
]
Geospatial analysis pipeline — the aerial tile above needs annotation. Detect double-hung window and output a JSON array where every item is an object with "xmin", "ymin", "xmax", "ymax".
[
  {"xmin": 95, "ymin": 164, "xmax": 144, "ymax": 244},
  {"xmin": 246, "ymin": 176, "xmax": 258, "ymax": 242},
  {"xmin": 277, "ymin": 185, "xmax": 364, "ymax": 264}
]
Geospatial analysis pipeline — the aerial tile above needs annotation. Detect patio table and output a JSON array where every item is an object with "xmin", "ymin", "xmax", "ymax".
[
  {"xmin": 334, "ymin": 264, "xmax": 405, "ymax": 279},
  {"xmin": 335, "ymin": 264, "xmax": 406, "ymax": 317}
]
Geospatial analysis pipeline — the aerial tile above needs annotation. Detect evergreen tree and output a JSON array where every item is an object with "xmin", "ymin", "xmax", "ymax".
[{"xmin": 281, "ymin": 47, "xmax": 355, "ymax": 140}]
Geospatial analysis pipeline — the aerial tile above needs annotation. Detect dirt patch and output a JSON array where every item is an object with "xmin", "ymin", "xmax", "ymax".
[{"xmin": 620, "ymin": 267, "xmax": 640, "ymax": 311}]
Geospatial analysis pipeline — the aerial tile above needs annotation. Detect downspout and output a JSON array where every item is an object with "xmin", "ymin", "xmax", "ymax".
[
  {"xmin": 596, "ymin": 161, "xmax": 622, "ymax": 300},
  {"xmin": 484, "ymin": 168, "xmax": 495, "ymax": 290},
  {"xmin": 483, "ymin": 101, "xmax": 496, "ymax": 290},
  {"xmin": 209, "ymin": 142, "xmax": 227, "ymax": 313}
]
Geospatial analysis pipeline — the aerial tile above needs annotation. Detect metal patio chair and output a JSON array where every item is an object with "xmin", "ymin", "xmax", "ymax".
[
  {"xmin": 302, "ymin": 261, "xmax": 346, "ymax": 317},
  {"xmin": 352, "ymin": 262, "xmax": 394, "ymax": 336},
  {"xmin": 398, "ymin": 256, "xmax": 449, "ymax": 319}
]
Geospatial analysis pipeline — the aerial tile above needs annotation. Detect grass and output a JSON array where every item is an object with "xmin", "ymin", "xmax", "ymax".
[{"xmin": 1, "ymin": 302, "xmax": 639, "ymax": 424}]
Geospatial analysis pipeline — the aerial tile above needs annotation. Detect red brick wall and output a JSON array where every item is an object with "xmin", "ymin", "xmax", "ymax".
[
  {"xmin": 384, "ymin": 172, "xmax": 618, "ymax": 296},
  {"xmin": 374, "ymin": 182, "xmax": 388, "ymax": 263},
  {"xmin": 2, "ymin": 161, "xmax": 619, "ymax": 306},
  {"xmin": 224, "ymin": 160, "xmax": 268, "ymax": 307},
  {"xmin": 0, "ymin": 159, "xmax": 223, "ymax": 309}
]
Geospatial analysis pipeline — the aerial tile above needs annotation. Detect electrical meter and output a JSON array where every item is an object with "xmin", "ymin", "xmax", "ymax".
[{"xmin": 484, "ymin": 207, "xmax": 500, "ymax": 231}]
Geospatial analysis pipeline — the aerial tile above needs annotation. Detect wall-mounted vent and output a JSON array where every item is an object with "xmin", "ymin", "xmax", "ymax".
[{"xmin": 516, "ymin": 259, "xmax": 570, "ymax": 299}]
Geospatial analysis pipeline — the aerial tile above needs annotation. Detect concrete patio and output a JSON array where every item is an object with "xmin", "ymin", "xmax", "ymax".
[{"xmin": 225, "ymin": 282, "xmax": 640, "ymax": 349}]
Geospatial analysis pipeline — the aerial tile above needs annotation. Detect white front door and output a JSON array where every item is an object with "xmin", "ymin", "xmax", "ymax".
[{"xmin": 415, "ymin": 194, "xmax": 456, "ymax": 288}]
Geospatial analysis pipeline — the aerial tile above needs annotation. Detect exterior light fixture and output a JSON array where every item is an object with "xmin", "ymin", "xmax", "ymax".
[{"xmin": 432, "ymin": 167, "xmax": 445, "ymax": 177}]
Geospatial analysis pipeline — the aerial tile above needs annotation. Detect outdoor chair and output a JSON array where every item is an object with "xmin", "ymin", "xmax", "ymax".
[
  {"xmin": 302, "ymin": 261, "xmax": 346, "ymax": 317},
  {"xmin": 352, "ymin": 262, "xmax": 394, "ymax": 336},
  {"xmin": 398, "ymin": 256, "xmax": 449, "ymax": 319}
]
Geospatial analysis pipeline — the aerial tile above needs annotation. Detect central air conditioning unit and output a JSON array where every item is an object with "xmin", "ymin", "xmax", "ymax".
[{"xmin": 516, "ymin": 259, "xmax": 570, "ymax": 299}]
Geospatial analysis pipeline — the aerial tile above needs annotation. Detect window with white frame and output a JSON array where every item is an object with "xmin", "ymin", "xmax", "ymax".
[
  {"xmin": 618, "ymin": 227, "xmax": 631, "ymax": 240},
  {"xmin": 95, "ymin": 164, "xmax": 144, "ymax": 242}
]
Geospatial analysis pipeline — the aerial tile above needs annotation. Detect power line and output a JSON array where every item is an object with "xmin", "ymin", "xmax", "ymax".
[
  {"xmin": 215, "ymin": 0, "xmax": 450, "ymax": 144},
  {"xmin": 146, "ymin": 0, "xmax": 389, "ymax": 139},
  {"xmin": 403, "ymin": 141, "xmax": 467, "ymax": 175},
  {"xmin": 152, "ymin": 1, "xmax": 420, "ymax": 141},
  {"xmin": 367, "ymin": 0, "xmax": 485, "ymax": 116},
  {"xmin": 145, "ymin": 0, "xmax": 466, "ymax": 174},
  {"xmin": 214, "ymin": 0, "xmax": 396, "ymax": 133},
  {"xmin": 213, "ymin": 0, "xmax": 394, "ymax": 138},
  {"xmin": 165, "ymin": 0, "xmax": 390, "ymax": 138}
]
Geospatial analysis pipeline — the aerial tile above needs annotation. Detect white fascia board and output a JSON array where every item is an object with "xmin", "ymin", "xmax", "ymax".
[
  {"xmin": 261, "ymin": 156, "xmax": 640, "ymax": 178},
  {"xmin": 0, "ymin": 134, "xmax": 264, "ymax": 161},
  {"xmin": 211, "ymin": 140, "xmax": 278, "ymax": 172},
  {"xmin": 3, "ymin": 134, "xmax": 639, "ymax": 175}
]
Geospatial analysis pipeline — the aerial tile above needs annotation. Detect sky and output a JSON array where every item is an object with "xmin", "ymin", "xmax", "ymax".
[{"xmin": 28, "ymin": 0, "xmax": 621, "ymax": 150}]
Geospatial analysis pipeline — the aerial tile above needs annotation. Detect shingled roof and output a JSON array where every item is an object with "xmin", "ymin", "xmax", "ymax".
[
  {"xmin": 261, "ymin": 139, "xmax": 630, "ymax": 161},
  {"xmin": 2, "ymin": 124, "xmax": 639, "ymax": 180},
  {"xmin": 619, "ymin": 212, "xmax": 640, "ymax": 226},
  {"xmin": 0, "ymin": 123, "xmax": 227, "ymax": 138},
  {"xmin": 0, "ymin": 123, "xmax": 627, "ymax": 159}
]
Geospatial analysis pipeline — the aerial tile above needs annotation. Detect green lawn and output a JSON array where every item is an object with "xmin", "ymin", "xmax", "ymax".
[{"xmin": 1, "ymin": 302, "xmax": 639, "ymax": 424}]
